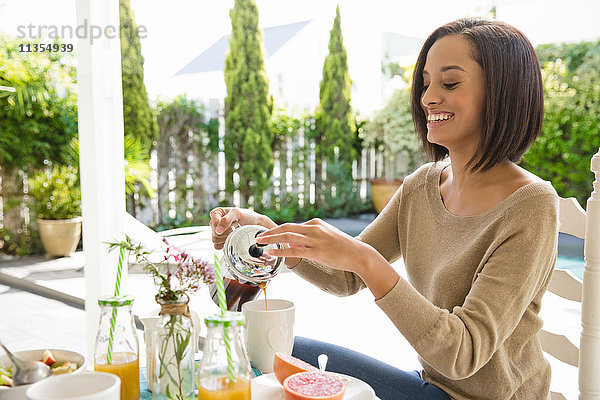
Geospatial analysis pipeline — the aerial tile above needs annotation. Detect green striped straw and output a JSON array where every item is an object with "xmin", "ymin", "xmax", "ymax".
[
  {"xmin": 214, "ymin": 254, "xmax": 236, "ymax": 382},
  {"xmin": 106, "ymin": 246, "xmax": 126, "ymax": 364}
]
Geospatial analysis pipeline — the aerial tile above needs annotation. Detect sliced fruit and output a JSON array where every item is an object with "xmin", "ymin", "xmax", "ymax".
[
  {"xmin": 52, "ymin": 361, "xmax": 77, "ymax": 375},
  {"xmin": 273, "ymin": 353, "xmax": 320, "ymax": 385},
  {"xmin": 0, "ymin": 372, "xmax": 13, "ymax": 387},
  {"xmin": 283, "ymin": 372, "xmax": 345, "ymax": 400},
  {"xmin": 42, "ymin": 349, "xmax": 56, "ymax": 366}
]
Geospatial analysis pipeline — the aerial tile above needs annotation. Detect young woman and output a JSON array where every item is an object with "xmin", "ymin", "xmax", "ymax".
[{"xmin": 209, "ymin": 18, "xmax": 558, "ymax": 400}]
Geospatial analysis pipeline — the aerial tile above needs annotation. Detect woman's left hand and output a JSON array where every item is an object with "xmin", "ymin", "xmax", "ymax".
[{"xmin": 255, "ymin": 218, "xmax": 371, "ymax": 273}]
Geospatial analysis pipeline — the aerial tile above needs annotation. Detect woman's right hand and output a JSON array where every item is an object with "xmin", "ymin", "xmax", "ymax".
[{"xmin": 209, "ymin": 207, "xmax": 277, "ymax": 250}]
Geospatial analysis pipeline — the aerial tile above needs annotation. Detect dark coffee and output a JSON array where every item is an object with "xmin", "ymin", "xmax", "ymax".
[{"xmin": 210, "ymin": 276, "xmax": 262, "ymax": 312}]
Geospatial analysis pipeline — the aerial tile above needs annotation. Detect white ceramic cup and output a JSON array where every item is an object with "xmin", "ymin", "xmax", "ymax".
[
  {"xmin": 25, "ymin": 372, "xmax": 120, "ymax": 400},
  {"xmin": 242, "ymin": 299, "xmax": 295, "ymax": 373}
]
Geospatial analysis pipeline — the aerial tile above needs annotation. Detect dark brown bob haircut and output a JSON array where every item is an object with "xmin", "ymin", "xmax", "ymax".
[{"xmin": 410, "ymin": 17, "xmax": 544, "ymax": 172}]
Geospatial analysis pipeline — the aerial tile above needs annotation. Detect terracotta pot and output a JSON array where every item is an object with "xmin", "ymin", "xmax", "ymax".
[
  {"xmin": 37, "ymin": 217, "xmax": 82, "ymax": 257},
  {"xmin": 370, "ymin": 179, "xmax": 403, "ymax": 213}
]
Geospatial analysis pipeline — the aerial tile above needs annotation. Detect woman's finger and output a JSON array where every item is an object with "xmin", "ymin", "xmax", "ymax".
[
  {"xmin": 256, "ymin": 232, "xmax": 311, "ymax": 247},
  {"xmin": 267, "ymin": 246, "xmax": 308, "ymax": 259},
  {"xmin": 215, "ymin": 208, "xmax": 241, "ymax": 234}
]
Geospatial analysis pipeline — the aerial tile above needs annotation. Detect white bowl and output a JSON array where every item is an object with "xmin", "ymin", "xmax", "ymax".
[
  {"xmin": 26, "ymin": 372, "xmax": 120, "ymax": 400},
  {"xmin": 0, "ymin": 349, "xmax": 86, "ymax": 400}
]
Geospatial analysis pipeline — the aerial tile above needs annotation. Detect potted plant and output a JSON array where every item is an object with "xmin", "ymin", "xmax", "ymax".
[
  {"xmin": 28, "ymin": 165, "xmax": 82, "ymax": 257},
  {"xmin": 362, "ymin": 86, "xmax": 426, "ymax": 212}
]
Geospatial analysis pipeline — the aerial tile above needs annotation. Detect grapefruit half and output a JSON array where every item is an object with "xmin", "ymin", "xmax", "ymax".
[
  {"xmin": 283, "ymin": 371, "xmax": 346, "ymax": 400},
  {"xmin": 273, "ymin": 353, "xmax": 320, "ymax": 385}
]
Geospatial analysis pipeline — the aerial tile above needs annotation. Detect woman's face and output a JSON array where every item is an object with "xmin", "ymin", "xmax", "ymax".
[{"xmin": 421, "ymin": 35, "xmax": 486, "ymax": 155}]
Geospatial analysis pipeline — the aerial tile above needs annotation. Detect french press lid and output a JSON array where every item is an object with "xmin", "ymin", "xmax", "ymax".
[{"xmin": 221, "ymin": 224, "xmax": 285, "ymax": 285}]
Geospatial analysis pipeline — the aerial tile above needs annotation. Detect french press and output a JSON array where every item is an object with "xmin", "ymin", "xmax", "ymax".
[{"xmin": 210, "ymin": 224, "xmax": 286, "ymax": 311}]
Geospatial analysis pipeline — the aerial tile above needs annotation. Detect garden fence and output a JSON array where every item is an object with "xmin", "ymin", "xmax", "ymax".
[{"xmin": 0, "ymin": 120, "xmax": 409, "ymax": 236}]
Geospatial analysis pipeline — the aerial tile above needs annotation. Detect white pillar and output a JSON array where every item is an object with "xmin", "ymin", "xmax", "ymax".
[
  {"xmin": 75, "ymin": 0, "xmax": 126, "ymax": 364},
  {"xmin": 580, "ymin": 148, "xmax": 600, "ymax": 399}
]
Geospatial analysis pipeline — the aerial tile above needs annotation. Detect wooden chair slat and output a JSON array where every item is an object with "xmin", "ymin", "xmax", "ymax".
[
  {"xmin": 558, "ymin": 197, "xmax": 587, "ymax": 239},
  {"xmin": 539, "ymin": 330, "xmax": 579, "ymax": 368},
  {"xmin": 548, "ymin": 268, "xmax": 583, "ymax": 302}
]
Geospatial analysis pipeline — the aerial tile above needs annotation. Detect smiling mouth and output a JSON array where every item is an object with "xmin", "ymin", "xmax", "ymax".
[{"xmin": 427, "ymin": 113, "xmax": 455, "ymax": 127}]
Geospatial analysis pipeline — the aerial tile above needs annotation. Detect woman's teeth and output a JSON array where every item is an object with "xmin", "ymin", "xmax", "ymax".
[{"xmin": 427, "ymin": 113, "xmax": 454, "ymax": 122}]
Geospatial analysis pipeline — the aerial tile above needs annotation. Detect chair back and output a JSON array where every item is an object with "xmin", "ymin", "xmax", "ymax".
[
  {"xmin": 541, "ymin": 149, "xmax": 600, "ymax": 400},
  {"xmin": 540, "ymin": 198, "xmax": 585, "ymax": 400}
]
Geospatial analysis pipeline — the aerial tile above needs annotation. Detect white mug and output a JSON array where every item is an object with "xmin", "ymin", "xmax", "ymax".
[
  {"xmin": 242, "ymin": 299, "xmax": 295, "ymax": 373},
  {"xmin": 26, "ymin": 372, "xmax": 120, "ymax": 400}
]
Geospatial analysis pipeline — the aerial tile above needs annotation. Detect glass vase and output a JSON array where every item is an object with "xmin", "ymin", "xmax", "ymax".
[{"xmin": 153, "ymin": 296, "xmax": 195, "ymax": 400}]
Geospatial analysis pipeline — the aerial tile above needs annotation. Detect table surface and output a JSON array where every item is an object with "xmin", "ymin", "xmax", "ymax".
[{"xmin": 139, "ymin": 368, "xmax": 380, "ymax": 400}]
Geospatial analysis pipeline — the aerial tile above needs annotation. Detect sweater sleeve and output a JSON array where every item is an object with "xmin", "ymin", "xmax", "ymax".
[
  {"xmin": 289, "ymin": 182, "xmax": 404, "ymax": 297},
  {"xmin": 375, "ymin": 193, "xmax": 559, "ymax": 379}
]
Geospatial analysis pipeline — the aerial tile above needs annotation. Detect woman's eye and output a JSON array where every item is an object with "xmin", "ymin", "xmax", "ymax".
[{"xmin": 444, "ymin": 82, "xmax": 459, "ymax": 89}]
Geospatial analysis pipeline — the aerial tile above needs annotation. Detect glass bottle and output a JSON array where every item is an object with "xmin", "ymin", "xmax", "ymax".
[
  {"xmin": 211, "ymin": 224, "xmax": 285, "ymax": 311},
  {"xmin": 94, "ymin": 295, "xmax": 140, "ymax": 400},
  {"xmin": 198, "ymin": 312, "xmax": 251, "ymax": 399},
  {"xmin": 153, "ymin": 295, "xmax": 195, "ymax": 400}
]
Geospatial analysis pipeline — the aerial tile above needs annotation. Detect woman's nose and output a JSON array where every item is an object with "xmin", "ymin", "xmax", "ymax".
[{"xmin": 421, "ymin": 85, "xmax": 443, "ymax": 108}]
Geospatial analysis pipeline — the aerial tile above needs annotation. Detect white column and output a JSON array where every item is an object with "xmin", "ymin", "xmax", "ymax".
[
  {"xmin": 75, "ymin": 0, "xmax": 126, "ymax": 363},
  {"xmin": 580, "ymin": 148, "xmax": 600, "ymax": 399}
]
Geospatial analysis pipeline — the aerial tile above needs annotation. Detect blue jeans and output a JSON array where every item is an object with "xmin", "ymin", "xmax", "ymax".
[{"xmin": 292, "ymin": 336, "xmax": 451, "ymax": 400}]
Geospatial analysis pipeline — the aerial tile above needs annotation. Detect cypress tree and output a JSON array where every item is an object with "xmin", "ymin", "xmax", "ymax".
[
  {"xmin": 224, "ymin": 0, "xmax": 273, "ymax": 207},
  {"xmin": 119, "ymin": 0, "xmax": 158, "ymax": 145},
  {"xmin": 314, "ymin": 5, "xmax": 356, "ymax": 208}
]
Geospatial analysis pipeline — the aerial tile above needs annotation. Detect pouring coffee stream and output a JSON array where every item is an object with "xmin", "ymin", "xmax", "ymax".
[{"xmin": 210, "ymin": 224, "xmax": 286, "ymax": 312}]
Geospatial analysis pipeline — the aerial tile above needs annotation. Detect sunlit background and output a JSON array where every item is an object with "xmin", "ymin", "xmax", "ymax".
[{"xmin": 2, "ymin": 0, "xmax": 599, "ymax": 115}]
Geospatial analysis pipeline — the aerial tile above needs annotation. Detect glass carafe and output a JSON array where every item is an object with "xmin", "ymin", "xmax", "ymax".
[
  {"xmin": 94, "ymin": 295, "xmax": 140, "ymax": 400},
  {"xmin": 197, "ymin": 312, "xmax": 251, "ymax": 399}
]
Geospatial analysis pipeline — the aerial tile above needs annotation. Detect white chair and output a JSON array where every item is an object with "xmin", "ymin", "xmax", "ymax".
[{"xmin": 539, "ymin": 149, "xmax": 600, "ymax": 400}]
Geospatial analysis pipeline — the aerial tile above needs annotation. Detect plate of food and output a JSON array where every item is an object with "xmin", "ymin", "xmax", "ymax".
[
  {"xmin": 0, "ymin": 349, "xmax": 86, "ymax": 400},
  {"xmin": 252, "ymin": 372, "xmax": 377, "ymax": 400}
]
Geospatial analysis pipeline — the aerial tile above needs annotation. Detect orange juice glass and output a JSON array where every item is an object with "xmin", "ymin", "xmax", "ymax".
[
  {"xmin": 198, "ymin": 313, "xmax": 252, "ymax": 400},
  {"xmin": 94, "ymin": 295, "xmax": 140, "ymax": 400},
  {"xmin": 197, "ymin": 376, "xmax": 251, "ymax": 400},
  {"xmin": 95, "ymin": 352, "xmax": 140, "ymax": 400}
]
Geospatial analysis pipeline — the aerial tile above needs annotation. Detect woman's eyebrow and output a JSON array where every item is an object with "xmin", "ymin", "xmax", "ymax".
[
  {"xmin": 422, "ymin": 65, "xmax": 465, "ymax": 76},
  {"xmin": 441, "ymin": 65, "xmax": 466, "ymax": 72}
]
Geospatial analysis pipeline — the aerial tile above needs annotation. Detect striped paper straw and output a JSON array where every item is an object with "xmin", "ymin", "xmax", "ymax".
[
  {"xmin": 214, "ymin": 254, "xmax": 236, "ymax": 382},
  {"xmin": 107, "ymin": 246, "xmax": 126, "ymax": 364}
]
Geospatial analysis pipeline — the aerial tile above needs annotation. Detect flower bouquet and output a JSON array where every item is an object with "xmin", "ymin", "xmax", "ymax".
[{"xmin": 107, "ymin": 236, "xmax": 214, "ymax": 400}]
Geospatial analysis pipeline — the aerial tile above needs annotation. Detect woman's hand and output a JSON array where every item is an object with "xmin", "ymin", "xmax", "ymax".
[
  {"xmin": 209, "ymin": 207, "xmax": 277, "ymax": 250},
  {"xmin": 255, "ymin": 218, "xmax": 374, "ymax": 274}
]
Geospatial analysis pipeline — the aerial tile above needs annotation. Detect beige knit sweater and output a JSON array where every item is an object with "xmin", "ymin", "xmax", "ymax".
[{"xmin": 290, "ymin": 162, "xmax": 559, "ymax": 400}]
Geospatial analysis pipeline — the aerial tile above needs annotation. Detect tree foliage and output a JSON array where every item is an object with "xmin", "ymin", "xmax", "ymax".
[
  {"xmin": 224, "ymin": 0, "xmax": 273, "ymax": 207},
  {"xmin": 521, "ymin": 57, "xmax": 599, "ymax": 207},
  {"xmin": 155, "ymin": 96, "xmax": 219, "ymax": 223},
  {"xmin": 313, "ymin": 6, "xmax": 357, "ymax": 209},
  {"xmin": 0, "ymin": 34, "xmax": 77, "ymax": 171},
  {"xmin": 521, "ymin": 41, "xmax": 600, "ymax": 207},
  {"xmin": 119, "ymin": 0, "xmax": 158, "ymax": 145},
  {"xmin": 362, "ymin": 86, "xmax": 427, "ymax": 180}
]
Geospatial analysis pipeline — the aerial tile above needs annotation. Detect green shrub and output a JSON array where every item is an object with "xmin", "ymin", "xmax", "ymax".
[
  {"xmin": 362, "ymin": 87, "xmax": 427, "ymax": 180},
  {"xmin": 28, "ymin": 165, "xmax": 81, "ymax": 220},
  {"xmin": 521, "ymin": 57, "xmax": 599, "ymax": 207}
]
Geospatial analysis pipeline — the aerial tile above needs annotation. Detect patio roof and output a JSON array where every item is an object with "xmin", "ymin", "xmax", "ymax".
[{"xmin": 176, "ymin": 20, "xmax": 311, "ymax": 75}]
